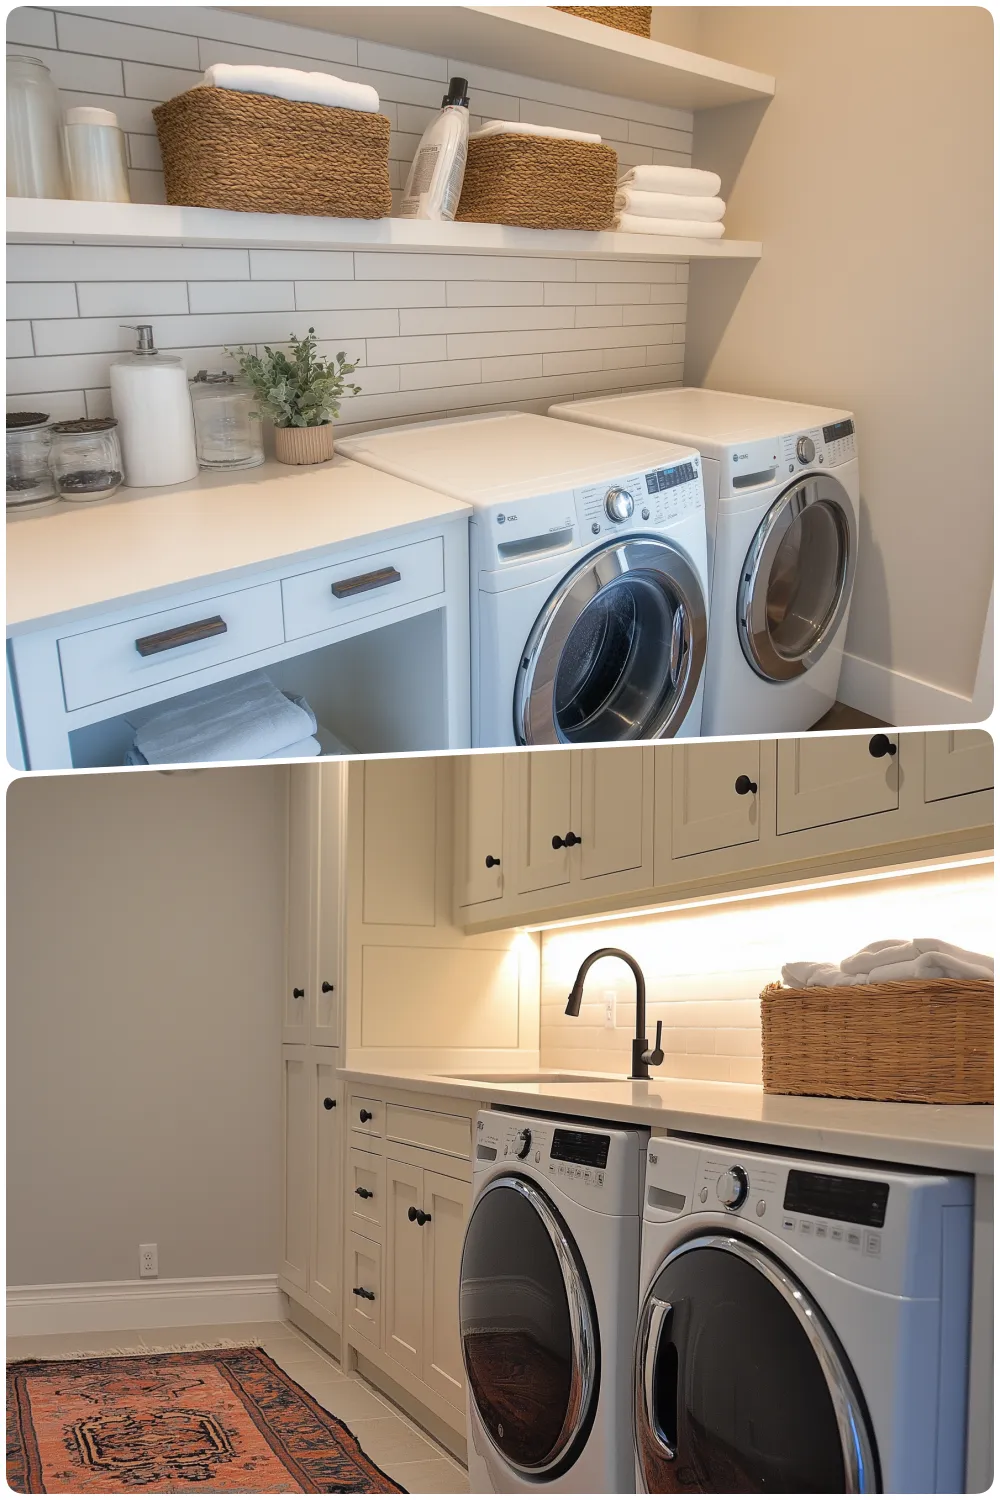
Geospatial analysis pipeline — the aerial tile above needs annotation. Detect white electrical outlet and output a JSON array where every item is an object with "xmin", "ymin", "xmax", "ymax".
[
  {"xmin": 603, "ymin": 990, "xmax": 616, "ymax": 1030},
  {"xmin": 139, "ymin": 1243, "xmax": 158, "ymax": 1279}
]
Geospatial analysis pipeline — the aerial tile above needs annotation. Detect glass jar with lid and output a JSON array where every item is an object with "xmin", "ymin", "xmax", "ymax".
[
  {"xmin": 6, "ymin": 55, "xmax": 67, "ymax": 199},
  {"xmin": 49, "ymin": 418, "xmax": 124, "ymax": 502},
  {"xmin": 7, "ymin": 412, "xmax": 56, "ymax": 511},
  {"xmin": 190, "ymin": 371, "xmax": 264, "ymax": 470}
]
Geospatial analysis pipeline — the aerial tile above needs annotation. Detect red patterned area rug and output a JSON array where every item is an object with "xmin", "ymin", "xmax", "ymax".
[{"xmin": 7, "ymin": 1346, "xmax": 405, "ymax": 1493}]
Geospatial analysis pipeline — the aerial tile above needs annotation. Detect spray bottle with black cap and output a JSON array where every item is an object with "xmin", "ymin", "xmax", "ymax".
[{"xmin": 400, "ymin": 76, "xmax": 470, "ymax": 221}]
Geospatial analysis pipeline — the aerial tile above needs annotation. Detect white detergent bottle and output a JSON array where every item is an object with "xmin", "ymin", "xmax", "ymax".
[
  {"xmin": 110, "ymin": 323, "xmax": 198, "ymax": 488},
  {"xmin": 400, "ymin": 76, "xmax": 470, "ymax": 221}
]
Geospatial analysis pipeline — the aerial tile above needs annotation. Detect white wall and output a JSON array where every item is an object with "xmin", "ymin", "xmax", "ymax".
[
  {"xmin": 540, "ymin": 860, "xmax": 994, "ymax": 1081},
  {"xmin": 6, "ymin": 766, "xmax": 288, "ymax": 1285},
  {"xmin": 6, "ymin": 4, "xmax": 692, "ymax": 432}
]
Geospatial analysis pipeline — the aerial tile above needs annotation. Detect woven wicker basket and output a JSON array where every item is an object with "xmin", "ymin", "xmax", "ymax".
[
  {"xmin": 554, "ymin": 6, "xmax": 653, "ymax": 36},
  {"xmin": 760, "ymin": 978, "xmax": 994, "ymax": 1105},
  {"xmin": 457, "ymin": 134, "xmax": 617, "ymax": 232},
  {"xmin": 153, "ymin": 87, "xmax": 392, "ymax": 218}
]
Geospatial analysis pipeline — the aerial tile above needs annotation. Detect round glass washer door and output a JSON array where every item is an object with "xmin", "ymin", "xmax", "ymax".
[
  {"xmin": 459, "ymin": 1175, "xmax": 599, "ymax": 1479},
  {"xmin": 737, "ymin": 474, "xmax": 857, "ymax": 683},
  {"xmin": 634, "ymin": 1234, "xmax": 878, "ymax": 1494},
  {"xmin": 513, "ymin": 536, "xmax": 708, "ymax": 745}
]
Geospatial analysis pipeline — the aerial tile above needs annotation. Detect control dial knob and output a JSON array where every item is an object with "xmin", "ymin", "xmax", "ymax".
[
  {"xmin": 796, "ymin": 435, "xmax": 816, "ymax": 465},
  {"xmin": 515, "ymin": 1128, "xmax": 532, "ymax": 1160},
  {"xmin": 604, "ymin": 486, "xmax": 635, "ymax": 523},
  {"xmin": 716, "ymin": 1165, "xmax": 750, "ymax": 1209}
]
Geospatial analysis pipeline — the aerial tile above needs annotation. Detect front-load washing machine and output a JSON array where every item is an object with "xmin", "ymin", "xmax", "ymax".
[
  {"xmin": 549, "ymin": 388, "xmax": 861, "ymax": 734},
  {"xmin": 336, "ymin": 412, "xmax": 709, "ymax": 745},
  {"xmin": 636, "ymin": 1135, "xmax": 973, "ymax": 1493},
  {"xmin": 460, "ymin": 1109, "xmax": 648, "ymax": 1492}
]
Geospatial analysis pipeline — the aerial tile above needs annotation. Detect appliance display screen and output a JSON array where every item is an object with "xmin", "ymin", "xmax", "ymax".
[
  {"xmin": 822, "ymin": 419, "xmax": 855, "ymax": 442},
  {"xmin": 783, "ymin": 1169, "xmax": 889, "ymax": 1227},
  {"xmin": 551, "ymin": 1129, "xmax": 610, "ymax": 1169},
  {"xmin": 646, "ymin": 462, "xmax": 698, "ymax": 493}
]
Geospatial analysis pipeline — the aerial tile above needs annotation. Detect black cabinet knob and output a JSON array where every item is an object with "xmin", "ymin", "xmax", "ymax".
[
  {"xmin": 321, "ymin": 981, "xmax": 335, "ymax": 993},
  {"xmin": 869, "ymin": 733, "xmax": 898, "ymax": 759},
  {"xmin": 485, "ymin": 855, "xmax": 501, "ymax": 869},
  {"xmin": 359, "ymin": 1108, "xmax": 373, "ymax": 1123},
  {"xmin": 355, "ymin": 1186, "xmax": 373, "ymax": 1199},
  {"xmin": 407, "ymin": 1206, "xmax": 431, "ymax": 1226},
  {"xmin": 323, "ymin": 1096, "xmax": 336, "ymax": 1110},
  {"xmin": 551, "ymin": 831, "xmax": 582, "ymax": 850},
  {"xmin": 734, "ymin": 775, "xmax": 758, "ymax": 796},
  {"xmin": 352, "ymin": 1286, "xmax": 375, "ymax": 1301},
  {"xmin": 292, "ymin": 987, "xmax": 305, "ymax": 999}
]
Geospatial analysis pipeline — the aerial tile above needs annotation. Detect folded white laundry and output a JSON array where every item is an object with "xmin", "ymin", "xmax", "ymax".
[
  {"xmin": 203, "ymin": 63, "xmax": 379, "ymax": 113},
  {"xmin": 615, "ymin": 212, "xmax": 725, "ymax": 239},
  {"xmin": 472, "ymin": 120, "xmax": 602, "ymax": 144},
  {"xmin": 780, "ymin": 961, "xmax": 864, "ymax": 988},
  {"xmin": 781, "ymin": 938, "xmax": 993, "ymax": 989},
  {"xmin": 618, "ymin": 163, "xmax": 722, "ymax": 197},
  {"xmin": 131, "ymin": 672, "xmax": 318, "ymax": 765},
  {"xmin": 614, "ymin": 187, "xmax": 725, "ymax": 222},
  {"xmin": 840, "ymin": 937, "xmax": 994, "ymax": 975},
  {"xmin": 865, "ymin": 951, "xmax": 994, "ymax": 984},
  {"xmin": 265, "ymin": 735, "xmax": 322, "ymax": 760}
]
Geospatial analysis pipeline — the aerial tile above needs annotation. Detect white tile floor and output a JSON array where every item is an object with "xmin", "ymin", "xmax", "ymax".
[{"xmin": 7, "ymin": 1319, "xmax": 470, "ymax": 1494}]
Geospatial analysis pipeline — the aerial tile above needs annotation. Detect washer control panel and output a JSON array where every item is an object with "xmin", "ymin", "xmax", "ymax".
[
  {"xmin": 722, "ymin": 417, "xmax": 856, "ymax": 492},
  {"xmin": 575, "ymin": 458, "xmax": 703, "ymax": 540},
  {"xmin": 474, "ymin": 1111, "xmax": 645, "ymax": 1215}
]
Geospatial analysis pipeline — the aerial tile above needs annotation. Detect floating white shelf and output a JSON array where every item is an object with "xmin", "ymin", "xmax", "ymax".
[
  {"xmin": 237, "ymin": 5, "xmax": 776, "ymax": 111},
  {"xmin": 6, "ymin": 198, "xmax": 762, "ymax": 263}
]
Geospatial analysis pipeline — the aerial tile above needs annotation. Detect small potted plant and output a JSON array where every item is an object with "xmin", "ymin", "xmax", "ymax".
[{"xmin": 227, "ymin": 328, "xmax": 361, "ymax": 466}]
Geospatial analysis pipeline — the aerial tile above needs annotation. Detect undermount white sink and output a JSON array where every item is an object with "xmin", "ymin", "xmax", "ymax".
[{"xmin": 437, "ymin": 1070, "xmax": 621, "ymax": 1085}]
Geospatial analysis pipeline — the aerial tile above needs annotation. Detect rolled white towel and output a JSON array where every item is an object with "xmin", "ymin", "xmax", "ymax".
[
  {"xmin": 781, "ymin": 961, "xmax": 863, "ymax": 988},
  {"xmin": 618, "ymin": 163, "xmax": 722, "ymax": 197},
  {"xmin": 842, "ymin": 938, "xmax": 994, "ymax": 976},
  {"xmin": 265, "ymin": 735, "xmax": 322, "ymax": 759},
  {"xmin": 615, "ymin": 187, "xmax": 725, "ymax": 222},
  {"xmin": 204, "ymin": 63, "xmax": 379, "ymax": 114},
  {"xmin": 132, "ymin": 672, "xmax": 318, "ymax": 765},
  {"xmin": 615, "ymin": 212, "xmax": 725, "ymax": 239},
  {"xmin": 472, "ymin": 119, "xmax": 602, "ymax": 144},
  {"xmin": 865, "ymin": 951, "xmax": 994, "ymax": 984}
]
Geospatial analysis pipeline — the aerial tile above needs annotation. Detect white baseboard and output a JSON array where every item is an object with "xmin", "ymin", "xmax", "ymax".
[
  {"xmin": 839, "ymin": 651, "xmax": 985, "ymax": 727},
  {"xmin": 7, "ymin": 1274, "xmax": 285, "ymax": 1337}
]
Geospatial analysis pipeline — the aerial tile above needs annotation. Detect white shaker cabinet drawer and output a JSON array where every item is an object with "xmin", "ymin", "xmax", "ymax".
[
  {"xmin": 351, "ymin": 1095, "xmax": 384, "ymax": 1139},
  {"xmin": 57, "ymin": 582, "xmax": 285, "ymax": 711},
  {"xmin": 281, "ymin": 537, "xmax": 444, "ymax": 642}
]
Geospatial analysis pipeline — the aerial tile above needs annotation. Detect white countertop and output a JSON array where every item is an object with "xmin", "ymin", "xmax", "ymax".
[
  {"xmin": 339, "ymin": 1067, "xmax": 994, "ymax": 1175},
  {"xmin": 6, "ymin": 456, "xmax": 470, "ymax": 632}
]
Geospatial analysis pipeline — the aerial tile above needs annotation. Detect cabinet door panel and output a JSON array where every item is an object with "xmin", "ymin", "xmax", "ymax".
[
  {"xmin": 457, "ymin": 753, "xmax": 505, "ymax": 907},
  {"xmin": 281, "ymin": 1045, "xmax": 310, "ymax": 1292},
  {"xmin": 363, "ymin": 759, "xmax": 437, "ymax": 927},
  {"xmin": 312, "ymin": 766, "xmax": 343, "ymax": 1045},
  {"xmin": 310, "ymin": 1056, "xmax": 341, "ymax": 1320},
  {"xmin": 515, "ymin": 750, "xmax": 574, "ymax": 894},
  {"xmin": 384, "ymin": 1159, "xmax": 425, "ymax": 1376},
  {"xmin": 670, "ymin": 741, "xmax": 761, "ymax": 858},
  {"xmin": 579, "ymin": 746, "xmax": 647, "ymax": 881},
  {"xmin": 924, "ymin": 730, "xmax": 993, "ymax": 802},
  {"xmin": 776, "ymin": 735, "xmax": 899, "ymax": 834},
  {"xmin": 349, "ymin": 1147, "xmax": 385, "ymax": 1237},
  {"xmin": 284, "ymin": 770, "xmax": 318, "ymax": 1042},
  {"xmin": 347, "ymin": 1232, "xmax": 382, "ymax": 1347},
  {"xmin": 422, "ymin": 1171, "xmax": 472, "ymax": 1409}
]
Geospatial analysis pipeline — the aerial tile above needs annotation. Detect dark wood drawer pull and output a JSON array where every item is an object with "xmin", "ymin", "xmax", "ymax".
[
  {"xmin": 352, "ymin": 1286, "xmax": 376, "ymax": 1301},
  {"xmin": 135, "ymin": 614, "xmax": 227, "ymax": 657},
  {"xmin": 331, "ymin": 566, "xmax": 401, "ymax": 599}
]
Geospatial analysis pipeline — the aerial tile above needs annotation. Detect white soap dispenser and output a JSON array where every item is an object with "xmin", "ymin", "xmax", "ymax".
[{"xmin": 110, "ymin": 323, "xmax": 198, "ymax": 488}]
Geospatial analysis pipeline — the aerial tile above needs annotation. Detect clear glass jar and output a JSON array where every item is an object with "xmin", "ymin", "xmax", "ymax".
[
  {"xmin": 7, "ymin": 412, "xmax": 56, "ymax": 511},
  {"xmin": 6, "ymin": 55, "xmax": 67, "ymax": 199},
  {"xmin": 190, "ymin": 371, "xmax": 264, "ymax": 470},
  {"xmin": 64, "ymin": 105, "xmax": 130, "ymax": 203},
  {"xmin": 49, "ymin": 418, "xmax": 124, "ymax": 502}
]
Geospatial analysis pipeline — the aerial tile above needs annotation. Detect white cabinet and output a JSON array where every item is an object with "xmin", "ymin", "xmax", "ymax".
[
  {"xmin": 284, "ymin": 764, "xmax": 344, "ymax": 1046},
  {"xmin": 455, "ymin": 753, "xmax": 505, "ymax": 908},
  {"xmin": 309, "ymin": 1055, "xmax": 342, "ymax": 1320},
  {"xmin": 313, "ymin": 769, "xmax": 344, "ymax": 1045},
  {"xmin": 661, "ymin": 740, "xmax": 761, "ymax": 863},
  {"xmin": 776, "ymin": 732, "xmax": 900, "ymax": 834},
  {"xmin": 280, "ymin": 1044, "xmax": 311, "ymax": 1292},
  {"xmin": 347, "ymin": 1232, "xmax": 382, "ymax": 1347},
  {"xmin": 362, "ymin": 757, "xmax": 438, "ymax": 927},
  {"xmin": 514, "ymin": 748, "xmax": 574, "ymax": 895},
  {"xmin": 384, "ymin": 1157, "xmax": 426, "ymax": 1376},
  {"xmin": 924, "ymin": 730, "xmax": 993, "ymax": 802}
]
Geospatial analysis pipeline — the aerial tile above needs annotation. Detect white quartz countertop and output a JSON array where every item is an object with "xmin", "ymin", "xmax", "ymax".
[
  {"xmin": 339, "ymin": 1067, "xmax": 994, "ymax": 1175},
  {"xmin": 6, "ymin": 456, "xmax": 470, "ymax": 632}
]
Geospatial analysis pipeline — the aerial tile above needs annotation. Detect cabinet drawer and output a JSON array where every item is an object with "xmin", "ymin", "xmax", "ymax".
[
  {"xmin": 347, "ymin": 1232, "xmax": 382, "ymax": 1348},
  {"xmin": 386, "ymin": 1103, "xmax": 471, "ymax": 1160},
  {"xmin": 57, "ymin": 582, "xmax": 285, "ymax": 712},
  {"xmin": 350, "ymin": 1095, "xmax": 383, "ymax": 1139},
  {"xmin": 281, "ymin": 536, "xmax": 444, "ymax": 642},
  {"xmin": 349, "ymin": 1147, "xmax": 385, "ymax": 1238}
]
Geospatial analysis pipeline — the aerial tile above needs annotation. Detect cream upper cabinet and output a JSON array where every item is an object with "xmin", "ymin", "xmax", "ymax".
[
  {"xmin": 280, "ymin": 1044, "xmax": 311, "ymax": 1293},
  {"xmin": 422, "ymin": 1170, "xmax": 472, "ymax": 1410},
  {"xmin": 661, "ymin": 741, "xmax": 762, "ymax": 863},
  {"xmin": 384, "ymin": 1157, "xmax": 426, "ymax": 1377},
  {"xmin": 309, "ymin": 1056, "xmax": 341, "ymax": 1322},
  {"xmin": 363, "ymin": 757, "xmax": 438, "ymax": 927},
  {"xmin": 776, "ymin": 732, "xmax": 900, "ymax": 834},
  {"xmin": 924, "ymin": 730, "xmax": 994, "ymax": 802},
  {"xmin": 514, "ymin": 749, "xmax": 574, "ymax": 894},
  {"xmin": 312, "ymin": 766, "xmax": 343, "ymax": 1045},
  {"xmin": 283, "ymin": 770, "xmax": 318, "ymax": 1043},
  {"xmin": 455, "ymin": 753, "xmax": 505, "ymax": 907},
  {"xmin": 578, "ymin": 746, "xmax": 651, "ymax": 884}
]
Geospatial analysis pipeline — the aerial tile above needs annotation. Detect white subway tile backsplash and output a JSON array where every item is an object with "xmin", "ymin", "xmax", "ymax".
[
  {"xmin": 8, "ymin": 244, "xmax": 249, "ymax": 281},
  {"xmin": 250, "ymin": 250, "xmax": 353, "ymax": 281},
  {"xmin": 574, "ymin": 305, "xmax": 624, "ymax": 328},
  {"xmin": 542, "ymin": 349, "xmax": 604, "ymax": 377},
  {"xmin": 126, "ymin": 132, "xmax": 165, "ymax": 171},
  {"xmin": 295, "ymin": 280, "xmax": 445, "ymax": 311},
  {"xmin": 596, "ymin": 282, "xmax": 653, "ymax": 304},
  {"xmin": 84, "ymin": 386, "xmax": 113, "ymax": 418},
  {"xmin": 75, "ymin": 281, "xmax": 189, "ymax": 317},
  {"xmin": 7, "ymin": 321, "xmax": 34, "ymax": 357},
  {"xmin": 399, "ymin": 357, "xmax": 482, "ymax": 391},
  {"xmin": 54, "ymin": 10, "xmax": 200, "ymax": 68},
  {"xmin": 543, "ymin": 283, "xmax": 597, "ymax": 306},
  {"xmin": 578, "ymin": 259, "xmax": 679, "ymax": 283},
  {"xmin": 7, "ymin": 351, "xmax": 124, "ymax": 395},
  {"xmin": 6, "ymin": 388, "xmax": 86, "ymax": 421},
  {"xmin": 127, "ymin": 167, "xmax": 167, "ymax": 204},
  {"xmin": 399, "ymin": 304, "xmax": 575, "ymax": 336},
  {"xmin": 650, "ymin": 281, "xmax": 689, "ymax": 304},
  {"xmin": 447, "ymin": 281, "xmax": 544, "ymax": 307},
  {"xmin": 355, "ymin": 253, "xmax": 576, "ymax": 282},
  {"xmin": 603, "ymin": 345, "xmax": 647, "ymax": 370},
  {"xmin": 187, "ymin": 281, "xmax": 295, "ymax": 314},
  {"xmin": 7, "ymin": 282, "xmax": 77, "ymax": 320},
  {"xmin": 6, "ymin": 6, "xmax": 57, "ymax": 47},
  {"xmin": 366, "ymin": 333, "xmax": 448, "ymax": 366},
  {"xmin": 624, "ymin": 305, "xmax": 686, "ymax": 329},
  {"xmin": 122, "ymin": 58, "xmax": 202, "ymax": 100},
  {"xmin": 7, "ymin": 42, "xmax": 124, "ymax": 94},
  {"xmin": 480, "ymin": 353, "xmax": 545, "ymax": 382}
]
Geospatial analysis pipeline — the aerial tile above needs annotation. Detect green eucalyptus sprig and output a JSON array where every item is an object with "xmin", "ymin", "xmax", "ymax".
[{"xmin": 226, "ymin": 327, "xmax": 361, "ymax": 429}]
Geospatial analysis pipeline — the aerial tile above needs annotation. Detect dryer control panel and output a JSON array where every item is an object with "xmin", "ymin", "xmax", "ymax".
[
  {"xmin": 722, "ymin": 419, "xmax": 857, "ymax": 493},
  {"xmin": 575, "ymin": 458, "xmax": 704, "ymax": 542},
  {"xmin": 474, "ymin": 1110, "xmax": 644, "ymax": 1216}
]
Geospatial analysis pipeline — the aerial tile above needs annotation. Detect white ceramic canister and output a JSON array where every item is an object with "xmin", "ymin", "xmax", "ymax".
[
  {"xmin": 64, "ymin": 106, "xmax": 130, "ymax": 202},
  {"xmin": 6, "ymin": 55, "xmax": 67, "ymax": 198},
  {"xmin": 110, "ymin": 324, "xmax": 199, "ymax": 488}
]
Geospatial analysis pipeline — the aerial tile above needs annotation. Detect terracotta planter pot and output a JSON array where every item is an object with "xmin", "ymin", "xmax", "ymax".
[{"xmin": 274, "ymin": 423, "xmax": 335, "ymax": 466}]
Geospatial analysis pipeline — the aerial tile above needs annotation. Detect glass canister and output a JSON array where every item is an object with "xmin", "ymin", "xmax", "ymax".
[
  {"xmin": 7, "ymin": 412, "xmax": 57, "ymax": 511},
  {"xmin": 190, "ymin": 371, "xmax": 265, "ymax": 470},
  {"xmin": 49, "ymin": 418, "xmax": 124, "ymax": 502},
  {"xmin": 64, "ymin": 105, "xmax": 130, "ymax": 203},
  {"xmin": 7, "ymin": 55, "xmax": 67, "ymax": 199}
]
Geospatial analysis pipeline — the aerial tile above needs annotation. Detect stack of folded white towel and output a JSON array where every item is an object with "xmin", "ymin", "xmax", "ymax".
[
  {"xmin": 472, "ymin": 120, "xmax": 602, "ymax": 143},
  {"xmin": 124, "ymin": 671, "xmax": 323, "ymax": 765},
  {"xmin": 781, "ymin": 938, "xmax": 994, "ymax": 988},
  {"xmin": 614, "ymin": 164, "xmax": 726, "ymax": 239},
  {"xmin": 203, "ymin": 62, "xmax": 379, "ymax": 113}
]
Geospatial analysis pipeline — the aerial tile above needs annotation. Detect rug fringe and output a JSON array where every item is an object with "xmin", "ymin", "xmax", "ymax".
[{"xmin": 29, "ymin": 1336, "xmax": 265, "ymax": 1360}]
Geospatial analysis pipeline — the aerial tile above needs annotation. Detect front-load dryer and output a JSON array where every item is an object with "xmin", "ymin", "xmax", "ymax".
[
  {"xmin": 460, "ymin": 1109, "xmax": 648, "ymax": 1492},
  {"xmin": 337, "ymin": 412, "xmax": 709, "ymax": 746},
  {"xmin": 635, "ymin": 1135, "xmax": 973, "ymax": 1493},
  {"xmin": 549, "ymin": 388, "xmax": 861, "ymax": 734}
]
